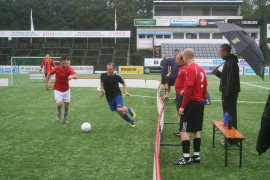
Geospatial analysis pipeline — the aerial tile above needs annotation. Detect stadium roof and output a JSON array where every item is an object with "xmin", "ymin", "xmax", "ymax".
[{"xmin": 153, "ymin": 0, "xmax": 243, "ymax": 5}]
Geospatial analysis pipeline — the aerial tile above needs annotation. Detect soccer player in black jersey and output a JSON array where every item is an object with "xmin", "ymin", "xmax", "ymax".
[{"xmin": 100, "ymin": 62, "xmax": 136, "ymax": 127}]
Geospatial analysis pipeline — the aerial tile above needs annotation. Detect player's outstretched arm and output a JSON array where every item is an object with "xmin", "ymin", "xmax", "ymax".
[
  {"xmin": 46, "ymin": 73, "xmax": 51, "ymax": 91},
  {"xmin": 99, "ymin": 80, "xmax": 104, "ymax": 97},
  {"xmin": 68, "ymin": 74, "xmax": 78, "ymax": 80},
  {"xmin": 123, "ymin": 82, "xmax": 130, "ymax": 96}
]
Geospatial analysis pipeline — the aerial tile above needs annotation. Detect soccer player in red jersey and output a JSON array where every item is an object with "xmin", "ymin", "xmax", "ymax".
[
  {"xmin": 174, "ymin": 48, "xmax": 208, "ymax": 166},
  {"xmin": 173, "ymin": 53, "xmax": 188, "ymax": 137},
  {"xmin": 40, "ymin": 54, "xmax": 56, "ymax": 79},
  {"xmin": 45, "ymin": 56, "xmax": 77, "ymax": 123}
]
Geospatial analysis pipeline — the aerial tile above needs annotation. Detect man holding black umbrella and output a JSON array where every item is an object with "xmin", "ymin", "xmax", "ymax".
[{"xmin": 212, "ymin": 44, "xmax": 240, "ymax": 130}]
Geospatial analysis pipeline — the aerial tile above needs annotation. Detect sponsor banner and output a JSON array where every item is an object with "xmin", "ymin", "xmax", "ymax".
[
  {"xmin": 199, "ymin": 19, "xmax": 225, "ymax": 27},
  {"xmin": 227, "ymin": 19, "xmax": 262, "ymax": 26},
  {"xmin": 137, "ymin": 39, "xmax": 153, "ymax": 50},
  {"xmin": 0, "ymin": 31, "xmax": 131, "ymax": 38},
  {"xmin": 195, "ymin": 59, "xmax": 214, "ymax": 66},
  {"xmin": 134, "ymin": 19, "xmax": 156, "ymax": 26},
  {"xmin": 243, "ymin": 66, "xmax": 269, "ymax": 75},
  {"xmin": 118, "ymin": 66, "xmax": 144, "ymax": 74},
  {"xmin": 213, "ymin": 59, "xmax": 225, "ymax": 66},
  {"xmin": 144, "ymin": 67, "xmax": 161, "ymax": 74},
  {"xmin": 0, "ymin": 65, "xmax": 18, "ymax": 73},
  {"xmin": 201, "ymin": 66, "xmax": 214, "ymax": 75},
  {"xmin": 238, "ymin": 59, "xmax": 248, "ymax": 66},
  {"xmin": 156, "ymin": 19, "xmax": 170, "ymax": 26},
  {"xmin": 144, "ymin": 58, "xmax": 162, "ymax": 67},
  {"xmin": 267, "ymin": 24, "xmax": 270, "ymax": 38},
  {"xmin": 70, "ymin": 66, "xmax": 94, "ymax": 74},
  {"xmin": 19, "ymin": 66, "xmax": 40, "ymax": 73},
  {"xmin": 171, "ymin": 19, "xmax": 197, "ymax": 27}
]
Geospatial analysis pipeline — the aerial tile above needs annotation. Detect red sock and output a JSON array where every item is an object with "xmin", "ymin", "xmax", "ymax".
[{"xmin": 165, "ymin": 88, "xmax": 167, "ymax": 94}]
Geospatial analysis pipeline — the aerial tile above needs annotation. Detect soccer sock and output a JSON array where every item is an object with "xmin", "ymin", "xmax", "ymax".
[
  {"xmin": 57, "ymin": 106, "xmax": 62, "ymax": 115},
  {"xmin": 165, "ymin": 88, "xmax": 167, "ymax": 95},
  {"xmin": 64, "ymin": 109, "xmax": 69, "ymax": 119},
  {"xmin": 182, "ymin": 140, "xmax": 190, "ymax": 159},
  {"xmin": 123, "ymin": 114, "xmax": 134, "ymax": 123},
  {"xmin": 193, "ymin": 138, "xmax": 201, "ymax": 156},
  {"xmin": 166, "ymin": 92, "xmax": 170, "ymax": 97},
  {"xmin": 128, "ymin": 107, "xmax": 131, "ymax": 113}
]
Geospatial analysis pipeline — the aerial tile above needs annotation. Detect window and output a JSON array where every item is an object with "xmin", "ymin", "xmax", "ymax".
[
  {"xmin": 251, "ymin": 33, "xmax": 258, "ymax": 39},
  {"xmin": 173, "ymin": 33, "xmax": 184, "ymax": 39},
  {"xmin": 147, "ymin": 35, "xmax": 153, "ymax": 39},
  {"xmin": 139, "ymin": 35, "xmax": 145, "ymax": 39},
  {"xmin": 212, "ymin": 33, "xmax": 223, "ymax": 39},
  {"xmin": 164, "ymin": 35, "xmax": 171, "ymax": 39},
  {"xmin": 156, "ymin": 35, "xmax": 163, "ymax": 39},
  {"xmin": 186, "ymin": 33, "xmax": 197, "ymax": 39},
  {"xmin": 199, "ymin": 33, "xmax": 210, "ymax": 39}
]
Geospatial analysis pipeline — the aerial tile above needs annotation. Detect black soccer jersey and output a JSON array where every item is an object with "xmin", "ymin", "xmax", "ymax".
[{"xmin": 100, "ymin": 73, "xmax": 124, "ymax": 100}]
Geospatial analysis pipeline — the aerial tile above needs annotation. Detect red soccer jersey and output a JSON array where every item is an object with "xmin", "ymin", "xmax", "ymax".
[
  {"xmin": 175, "ymin": 65, "xmax": 187, "ymax": 94},
  {"xmin": 40, "ymin": 58, "xmax": 56, "ymax": 74},
  {"xmin": 181, "ymin": 63, "xmax": 208, "ymax": 108},
  {"xmin": 50, "ymin": 66, "xmax": 76, "ymax": 92}
]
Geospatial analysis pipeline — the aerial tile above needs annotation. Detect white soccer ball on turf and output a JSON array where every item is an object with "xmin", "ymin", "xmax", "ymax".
[{"xmin": 81, "ymin": 122, "xmax": 91, "ymax": 132}]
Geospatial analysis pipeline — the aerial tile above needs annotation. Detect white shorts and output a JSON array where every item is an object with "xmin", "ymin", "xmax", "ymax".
[{"xmin": 54, "ymin": 89, "xmax": 70, "ymax": 104}]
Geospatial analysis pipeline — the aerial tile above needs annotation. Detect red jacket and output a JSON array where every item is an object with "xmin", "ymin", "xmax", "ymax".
[{"xmin": 40, "ymin": 58, "xmax": 56, "ymax": 74}]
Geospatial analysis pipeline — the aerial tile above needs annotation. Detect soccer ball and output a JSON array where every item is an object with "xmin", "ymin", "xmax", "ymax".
[{"xmin": 81, "ymin": 122, "xmax": 91, "ymax": 132}]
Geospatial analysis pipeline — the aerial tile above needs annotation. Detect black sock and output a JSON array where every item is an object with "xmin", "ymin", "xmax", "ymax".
[
  {"xmin": 193, "ymin": 138, "xmax": 201, "ymax": 156},
  {"xmin": 182, "ymin": 140, "xmax": 190, "ymax": 159}
]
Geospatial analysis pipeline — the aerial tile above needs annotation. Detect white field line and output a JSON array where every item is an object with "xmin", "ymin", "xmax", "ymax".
[{"xmin": 240, "ymin": 82, "xmax": 270, "ymax": 90}]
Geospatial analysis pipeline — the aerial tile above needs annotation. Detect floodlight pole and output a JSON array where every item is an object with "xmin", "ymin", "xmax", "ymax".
[{"xmin": 127, "ymin": 38, "xmax": 131, "ymax": 65}]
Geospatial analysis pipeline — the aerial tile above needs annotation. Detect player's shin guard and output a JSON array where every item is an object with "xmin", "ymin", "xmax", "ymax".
[
  {"xmin": 193, "ymin": 138, "xmax": 201, "ymax": 156},
  {"xmin": 123, "ymin": 114, "xmax": 134, "ymax": 123}
]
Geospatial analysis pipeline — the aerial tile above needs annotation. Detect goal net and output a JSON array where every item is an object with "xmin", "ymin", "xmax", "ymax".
[{"xmin": 10, "ymin": 56, "xmax": 64, "ymax": 86}]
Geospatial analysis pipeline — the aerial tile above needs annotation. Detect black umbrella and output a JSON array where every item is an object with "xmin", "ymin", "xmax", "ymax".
[{"xmin": 216, "ymin": 23, "xmax": 265, "ymax": 79}]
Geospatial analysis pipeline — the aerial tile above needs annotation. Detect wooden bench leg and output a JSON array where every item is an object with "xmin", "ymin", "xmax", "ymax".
[
  {"xmin": 240, "ymin": 141, "xmax": 242, "ymax": 167},
  {"xmin": 212, "ymin": 124, "xmax": 215, "ymax": 148},
  {"xmin": 225, "ymin": 138, "xmax": 228, "ymax": 167}
]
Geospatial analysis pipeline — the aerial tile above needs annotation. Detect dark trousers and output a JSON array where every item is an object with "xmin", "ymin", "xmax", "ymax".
[{"xmin": 222, "ymin": 93, "xmax": 238, "ymax": 129}]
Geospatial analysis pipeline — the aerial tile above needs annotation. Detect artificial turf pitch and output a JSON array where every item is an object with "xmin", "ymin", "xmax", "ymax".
[{"xmin": 0, "ymin": 74, "xmax": 270, "ymax": 179}]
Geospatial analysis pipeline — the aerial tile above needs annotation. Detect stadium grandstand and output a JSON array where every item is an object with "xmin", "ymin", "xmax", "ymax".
[
  {"xmin": 135, "ymin": 0, "xmax": 261, "ymax": 59},
  {"xmin": 0, "ymin": 39, "xmax": 130, "ymax": 67}
]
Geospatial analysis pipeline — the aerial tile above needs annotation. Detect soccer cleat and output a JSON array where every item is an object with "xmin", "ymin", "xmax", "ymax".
[
  {"xmin": 173, "ymin": 157, "xmax": 192, "ymax": 166},
  {"xmin": 165, "ymin": 96, "xmax": 169, "ymax": 100},
  {"xmin": 56, "ymin": 112, "xmax": 60, "ymax": 121},
  {"xmin": 162, "ymin": 95, "xmax": 166, "ymax": 98},
  {"xmin": 131, "ymin": 122, "xmax": 135, "ymax": 127},
  {"xmin": 63, "ymin": 117, "xmax": 69, "ymax": 124},
  {"xmin": 128, "ymin": 108, "xmax": 136, "ymax": 119},
  {"xmin": 173, "ymin": 132, "xmax": 181, "ymax": 137},
  {"xmin": 191, "ymin": 155, "xmax": 200, "ymax": 163}
]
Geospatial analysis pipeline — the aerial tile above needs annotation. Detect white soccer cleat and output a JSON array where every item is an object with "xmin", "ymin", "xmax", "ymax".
[{"xmin": 63, "ymin": 117, "xmax": 69, "ymax": 124}]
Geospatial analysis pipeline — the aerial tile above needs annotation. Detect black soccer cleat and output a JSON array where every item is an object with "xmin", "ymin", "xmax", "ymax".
[
  {"xmin": 191, "ymin": 155, "xmax": 200, "ymax": 163},
  {"xmin": 173, "ymin": 132, "xmax": 181, "ymax": 137},
  {"xmin": 173, "ymin": 157, "xmax": 191, "ymax": 166}
]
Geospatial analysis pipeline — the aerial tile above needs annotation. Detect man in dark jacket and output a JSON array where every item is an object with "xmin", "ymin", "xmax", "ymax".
[{"xmin": 212, "ymin": 44, "xmax": 240, "ymax": 129}]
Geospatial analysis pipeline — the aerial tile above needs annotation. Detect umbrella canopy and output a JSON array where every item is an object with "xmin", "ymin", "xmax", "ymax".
[{"xmin": 216, "ymin": 23, "xmax": 265, "ymax": 79}]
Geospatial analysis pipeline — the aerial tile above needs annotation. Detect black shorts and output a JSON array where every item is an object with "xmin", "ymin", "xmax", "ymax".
[
  {"xmin": 161, "ymin": 76, "xmax": 166, "ymax": 85},
  {"xmin": 179, "ymin": 101, "xmax": 204, "ymax": 133},
  {"xmin": 167, "ymin": 78, "xmax": 175, "ymax": 86},
  {"xmin": 176, "ymin": 94, "xmax": 183, "ymax": 111}
]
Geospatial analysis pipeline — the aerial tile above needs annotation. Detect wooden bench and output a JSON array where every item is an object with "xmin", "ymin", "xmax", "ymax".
[
  {"xmin": 212, "ymin": 120, "xmax": 245, "ymax": 167},
  {"xmin": 29, "ymin": 72, "xmax": 55, "ymax": 80}
]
